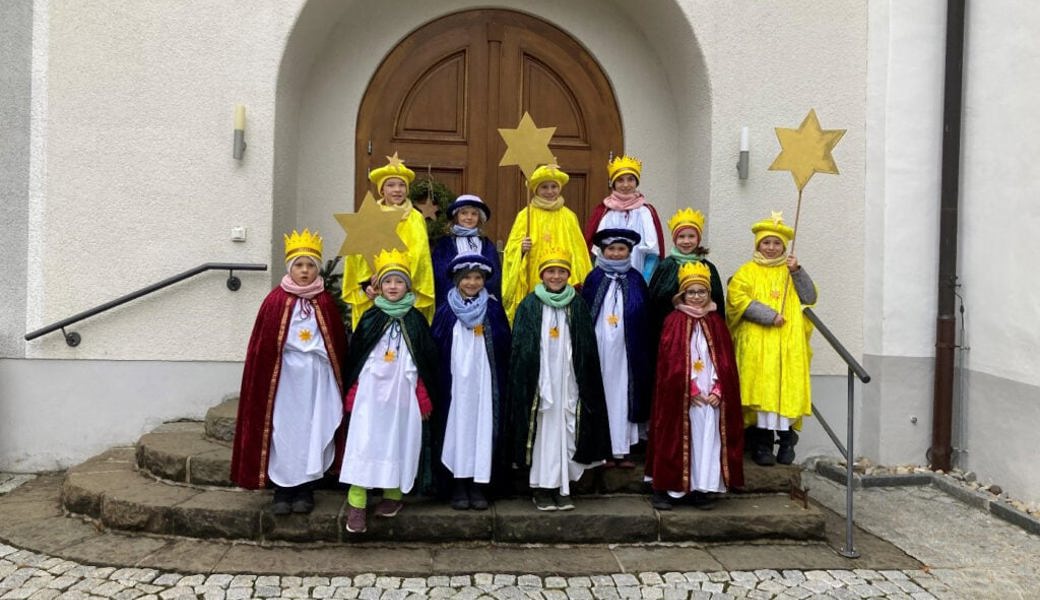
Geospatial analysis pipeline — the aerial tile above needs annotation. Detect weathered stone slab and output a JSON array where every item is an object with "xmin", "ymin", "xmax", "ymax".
[
  {"xmin": 611, "ymin": 545, "xmax": 725, "ymax": 573},
  {"xmin": 658, "ymin": 494, "xmax": 825, "ymax": 542},
  {"xmin": 95, "ymin": 472, "xmax": 201, "ymax": 533},
  {"xmin": 740, "ymin": 462, "xmax": 803, "ymax": 493},
  {"xmin": 205, "ymin": 396, "xmax": 239, "ymax": 442},
  {"xmin": 169, "ymin": 489, "xmax": 263, "ymax": 539},
  {"xmin": 63, "ymin": 462, "xmax": 141, "ymax": 518},
  {"xmin": 214, "ymin": 544, "xmax": 435, "ymax": 576},
  {"xmin": 707, "ymin": 542, "xmax": 857, "ymax": 570},
  {"xmin": 59, "ymin": 533, "xmax": 171, "ymax": 567},
  {"xmin": 343, "ymin": 496, "xmax": 494, "ymax": 543},
  {"xmin": 187, "ymin": 448, "xmax": 233, "ymax": 486},
  {"xmin": 494, "ymin": 496, "xmax": 657, "ymax": 543},
  {"xmin": 0, "ymin": 515, "xmax": 98, "ymax": 555},
  {"xmin": 431, "ymin": 546, "xmax": 621, "ymax": 575},
  {"xmin": 133, "ymin": 538, "xmax": 233, "ymax": 573},
  {"xmin": 136, "ymin": 425, "xmax": 229, "ymax": 484},
  {"xmin": 261, "ymin": 491, "xmax": 343, "ymax": 543}
]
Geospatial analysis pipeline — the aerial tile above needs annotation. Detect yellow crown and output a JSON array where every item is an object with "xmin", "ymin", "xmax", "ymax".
[
  {"xmin": 283, "ymin": 229, "xmax": 323, "ymax": 264},
  {"xmin": 373, "ymin": 248, "xmax": 411, "ymax": 282},
  {"xmin": 608, "ymin": 154, "xmax": 642, "ymax": 184},
  {"xmin": 528, "ymin": 163, "xmax": 570, "ymax": 191},
  {"xmin": 537, "ymin": 245, "xmax": 572, "ymax": 275},
  {"xmin": 751, "ymin": 211, "xmax": 795, "ymax": 246},
  {"xmin": 678, "ymin": 261, "xmax": 712, "ymax": 292},
  {"xmin": 667, "ymin": 208, "xmax": 705, "ymax": 236},
  {"xmin": 369, "ymin": 152, "xmax": 416, "ymax": 193}
]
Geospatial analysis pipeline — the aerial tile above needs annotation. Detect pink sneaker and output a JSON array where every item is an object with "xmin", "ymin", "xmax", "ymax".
[
  {"xmin": 373, "ymin": 499, "xmax": 404, "ymax": 518},
  {"xmin": 345, "ymin": 507, "xmax": 367, "ymax": 533}
]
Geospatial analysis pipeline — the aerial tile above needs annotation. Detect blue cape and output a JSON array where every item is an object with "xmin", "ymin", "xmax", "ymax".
[{"xmin": 431, "ymin": 235, "xmax": 503, "ymax": 308}]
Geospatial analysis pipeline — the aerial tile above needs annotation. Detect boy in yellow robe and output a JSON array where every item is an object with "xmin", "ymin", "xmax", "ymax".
[
  {"xmin": 725, "ymin": 213, "xmax": 817, "ymax": 466},
  {"xmin": 502, "ymin": 164, "xmax": 593, "ymax": 323},
  {"xmin": 342, "ymin": 154, "xmax": 435, "ymax": 330}
]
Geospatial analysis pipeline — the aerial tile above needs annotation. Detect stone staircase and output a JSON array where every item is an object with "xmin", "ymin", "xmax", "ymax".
[{"xmin": 61, "ymin": 398, "xmax": 825, "ymax": 544}]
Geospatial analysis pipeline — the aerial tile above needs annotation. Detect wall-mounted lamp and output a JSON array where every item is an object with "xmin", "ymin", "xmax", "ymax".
[
  {"xmin": 233, "ymin": 104, "xmax": 247, "ymax": 160},
  {"xmin": 736, "ymin": 126, "xmax": 749, "ymax": 180}
]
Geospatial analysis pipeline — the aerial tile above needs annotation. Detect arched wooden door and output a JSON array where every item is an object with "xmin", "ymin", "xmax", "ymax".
[{"xmin": 356, "ymin": 9, "xmax": 623, "ymax": 247}]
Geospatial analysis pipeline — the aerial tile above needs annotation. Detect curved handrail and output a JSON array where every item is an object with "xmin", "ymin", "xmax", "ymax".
[
  {"xmin": 803, "ymin": 307, "xmax": 871, "ymax": 383},
  {"xmin": 24, "ymin": 262, "xmax": 268, "ymax": 346}
]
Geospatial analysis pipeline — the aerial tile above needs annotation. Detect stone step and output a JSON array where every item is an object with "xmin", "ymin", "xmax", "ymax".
[
  {"xmin": 139, "ymin": 419, "xmax": 802, "ymax": 493},
  {"xmin": 64, "ymin": 448, "xmax": 826, "ymax": 544},
  {"xmin": 204, "ymin": 396, "xmax": 238, "ymax": 442}
]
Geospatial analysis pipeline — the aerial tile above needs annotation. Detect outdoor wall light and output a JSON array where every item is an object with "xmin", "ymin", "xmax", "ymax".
[
  {"xmin": 233, "ymin": 104, "xmax": 247, "ymax": 160},
  {"xmin": 737, "ymin": 126, "xmax": 749, "ymax": 180}
]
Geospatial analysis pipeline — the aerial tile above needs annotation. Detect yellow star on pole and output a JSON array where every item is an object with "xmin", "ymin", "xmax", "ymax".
[
  {"xmin": 334, "ymin": 191, "xmax": 406, "ymax": 268},
  {"xmin": 769, "ymin": 109, "xmax": 846, "ymax": 192},
  {"xmin": 498, "ymin": 112, "xmax": 556, "ymax": 181}
]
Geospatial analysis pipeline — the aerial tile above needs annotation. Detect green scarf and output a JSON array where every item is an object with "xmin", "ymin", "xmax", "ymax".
[
  {"xmin": 670, "ymin": 247, "xmax": 703, "ymax": 265},
  {"xmin": 534, "ymin": 283, "xmax": 575, "ymax": 308},
  {"xmin": 375, "ymin": 291, "xmax": 416, "ymax": 318}
]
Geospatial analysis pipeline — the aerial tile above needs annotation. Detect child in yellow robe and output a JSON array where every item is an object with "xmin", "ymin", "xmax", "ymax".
[
  {"xmin": 502, "ymin": 164, "xmax": 593, "ymax": 322},
  {"xmin": 726, "ymin": 213, "xmax": 817, "ymax": 466}
]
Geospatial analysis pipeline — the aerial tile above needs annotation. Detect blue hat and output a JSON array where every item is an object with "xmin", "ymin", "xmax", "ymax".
[
  {"xmin": 448, "ymin": 194, "xmax": 491, "ymax": 222},
  {"xmin": 592, "ymin": 228, "xmax": 641, "ymax": 249},
  {"xmin": 447, "ymin": 253, "xmax": 495, "ymax": 279}
]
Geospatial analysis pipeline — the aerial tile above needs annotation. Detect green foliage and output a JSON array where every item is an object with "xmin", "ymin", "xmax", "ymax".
[
  {"xmin": 320, "ymin": 256, "xmax": 352, "ymax": 333},
  {"xmin": 408, "ymin": 178, "xmax": 456, "ymax": 242}
]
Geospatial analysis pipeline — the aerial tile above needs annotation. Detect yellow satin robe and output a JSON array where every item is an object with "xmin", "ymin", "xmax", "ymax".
[
  {"xmin": 501, "ymin": 202, "xmax": 593, "ymax": 323},
  {"xmin": 342, "ymin": 206, "xmax": 434, "ymax": 330},
  {"xmin": 725, "ymin": 262, "xmax": 816, "ymax": 429}
]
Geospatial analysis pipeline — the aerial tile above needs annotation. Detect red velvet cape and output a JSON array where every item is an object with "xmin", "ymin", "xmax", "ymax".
[
  {"xmin": 583, "ymin": 202, "xmax": 667, "ymax": 258},
  {"xmin": 229, "ymin": 287, "xmax": 349, "ymax": 489},
  {"xmin": 645, "ymin": 310, "xmax": 744, "ymax": 492}
]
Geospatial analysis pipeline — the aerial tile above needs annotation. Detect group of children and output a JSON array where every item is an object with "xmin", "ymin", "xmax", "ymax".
[{"xmin": 230, "ymin": 152, "xmax": 817, "ymax": 531}]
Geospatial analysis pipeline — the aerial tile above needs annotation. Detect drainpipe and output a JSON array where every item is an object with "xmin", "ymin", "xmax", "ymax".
[{"xmin": 930, "ymin": 0, "xmax": 966, "ymax": 473}]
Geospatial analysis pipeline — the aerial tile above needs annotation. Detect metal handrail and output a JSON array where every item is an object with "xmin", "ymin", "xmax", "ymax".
[
  {"xmin": 802, "ymin": 306, "xmax": 872, "ymax": 559},
  {"xmin": 24, "ymin": 262, "xmax": 268, "ymax": 346}
]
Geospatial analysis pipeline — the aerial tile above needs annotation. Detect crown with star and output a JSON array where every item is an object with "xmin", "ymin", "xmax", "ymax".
[
  {"xmin": 667, "ymin": 208, "xmax": 706, "ymax": 236},
  {"xmin": 607, "ymin": 154, "xmax": 642, "ymax": 184},
  {"xmin": 678, "ymin": 261, "xmax": 712, "ymax": 292},
  {"xmin": 373, "ymin": 248, "xmax": 411, "ymax": 282},
  {"xmin": 283, "ymin": 229, "xmax": 323, "ymax": 264},
  {"xmin": 369, "ymin": 152, "xmax": 416, "ymax": 192},
  {"xmin": 751, "ymin": 211, "xmax": 795, "ymax": 246}
]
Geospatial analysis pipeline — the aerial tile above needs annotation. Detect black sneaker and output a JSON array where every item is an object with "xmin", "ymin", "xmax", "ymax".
[
  {"xmin": 687, "ymin": 491, "xmax": 717, "ymax": 510},
  {"xmin": 291, "ymin": 488, "xmax": 315, "ymax": 514},
  {"xmin": 450, "ymin": 479, "xmax": 470, "ymax": 511},
  {"xmin": 650, "ymin": 491, "xmax": 673, "ymax": 511},
  {"xmin": 553, "ymin": 491, "xmax": 574, "ymax": 511},
  {"xmin": 468, "ymin": 482, "xmax": 489, "ymax": 511},
  {"xmin": 532, "ymin": 489, "xmax": 557, "ymax": 511},
  {"xmin": 271, "ymin": 487, "xmax": 292, "ymax": 516}
]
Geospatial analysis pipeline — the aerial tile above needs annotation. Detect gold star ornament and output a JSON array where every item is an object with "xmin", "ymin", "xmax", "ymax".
[
  {"xmin": 768, "ymin": 109, "xmax": 846, "ymax": 192},
  {"xmin": 498, "ymin": 112, "xmax": 556, "ymax": 181},
  {"xmin": 334, "ymin": 191, "xmax": 406, "ymax": 268}
]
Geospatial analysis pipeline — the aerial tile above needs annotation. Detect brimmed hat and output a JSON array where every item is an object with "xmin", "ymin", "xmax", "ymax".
[
  {"xmin": 751, "ymin": 212, "xmax": 795, "ymax": 247},
  {"xmin": 592, "ymin": 228, "xmax": 641, "ymax": 250},
  {"xmin": 369, "ymin": 153, "xmax": 416, "ymax": 193},
  {"xmin": 447, "ymin": 253, "xmax": 494, "ymax": 279},
  {"xmin": 528, "ymin": 164, "xmax": 569, "ymax": 191},
  {"xmin": 448, "ymin": 194, "xmax": 491, "ymax": 223}
]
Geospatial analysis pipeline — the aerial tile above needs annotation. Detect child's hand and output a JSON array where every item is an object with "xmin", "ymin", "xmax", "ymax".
[
  {"xmin": 364, "ymin": 276, "xmax": 378, "ymax": 299},
  {"xmin": 787, "ymin": 255, "xmax": 800, "ymax": 272},
  {"xmin": 706, "ymin": 393, "xmax": 721, "ymax": 407},
  {"xmin": 521, "ymin": 237, "xmax": 533, "ymax": 254},
  {"xmin": 772, "ymin": 314, "xmax": 786, "ymax": 327},
  {"xmin": 691, "ymin": 394, "xmax": 707, "ymax": 406}
]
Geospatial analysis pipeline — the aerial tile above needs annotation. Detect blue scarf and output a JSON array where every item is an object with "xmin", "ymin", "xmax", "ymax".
[
  {"xmin": 374, "ymin": 292, "xmax": 416, "ymax": 319},
  {"xmin": 595, "ymin": 255, "xmax": 632, "ymax": 275},
  {"xmin": 451, "ymin": 224, "xmax": 479, "ymax": 237},
  {"xmin": 447, "ymin": 287, "xmax": 488, "ymax": 328}
]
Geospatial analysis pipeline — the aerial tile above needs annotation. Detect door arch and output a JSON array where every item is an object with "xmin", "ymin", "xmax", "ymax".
[{"xmin": 356, "ymin": 9, "xmax": 624, "ymax": 247}]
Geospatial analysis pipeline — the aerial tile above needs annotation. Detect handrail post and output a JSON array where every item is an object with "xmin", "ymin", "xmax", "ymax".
[{"xmin": 839, "ymin": 366, "xmax": 860, "ymax": 558}]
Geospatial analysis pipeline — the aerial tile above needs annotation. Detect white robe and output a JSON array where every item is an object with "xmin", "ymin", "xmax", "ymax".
[
  {"xmin": 591, "ymin": 206, "xmax": 661, "ymax": 279},
  {"xmin": 669, "ymin": 320, "xmax": 726, "ymax": 496},
  {"xmin": 529, "ymin": 304, "xmax": 588, "ymax": 493},
  {"xmin": 268, "ymin": 301, "xmax": 343, "ymax": 488},
  {"xmin": 593, "ymin": 277, "xmax": 639, "ymax": 458},
  {"xmin": 338, "ymin": 324, "xmax": 423, "ymax": 493},
  {"xmin": 441, "ymin": 319, "xmax": 494, "ymax": 482}
]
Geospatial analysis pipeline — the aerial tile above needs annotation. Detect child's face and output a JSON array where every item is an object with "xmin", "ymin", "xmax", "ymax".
[
  {"xmin": 757, "ymin": 236, "xmax": 785, "ymax": 259},
  {"xmin": 603, "ymin": 242, "xmax": 631, "ymax": 260},
  {"xmin": 289, "ymin": 258, "xmax": 319, "ymax": 286},
  {"xmin": 541, "ymin": 266, "xmax": 569, "ymax": 292},
  {"xmin": 457, "ymin": 271, "xmax": 486, "ymax": 298},
  {"xmin": 381, "ymin": 178, "xmax": 408, "ymax": 206},
  {"xmin": 380, "ymin": 274, "xmax": 408, "ymax": 301},
  {"xmin": 674, "ymin": 229, "xmax": 700, "ymax": 254},
  {"xmin": 612, "ymin": 173, "xmax": 638, "ymax": 194},
  {"xmin": 683, "ymin": 284, "xmax": 710, "ymax": 308},
  {"xmin": 535, "ymin": 181, "xmax": 560, "ymax": 201},
  {"xmin": 455, "ymin": 206, "xmax": 482, "ymax": 229}
]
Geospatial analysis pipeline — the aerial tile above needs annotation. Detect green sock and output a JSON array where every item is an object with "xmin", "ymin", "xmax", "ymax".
[
  {"xmin": 383, "ymin": 488, "xmax": 402, "ymax": 501},
  {"xmin": 347, "ymin": 485, "xmax": 367, "ymax": 509}
]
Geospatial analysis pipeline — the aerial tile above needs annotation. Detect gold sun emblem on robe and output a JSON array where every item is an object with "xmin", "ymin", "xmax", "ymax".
[
  {"xmin": 549, "ymin": 326, "xmax": 560, "ymax": 339},
  {"xmin": 384, "ymin": 350, "xmax": 396, "ymax": 362},
  {"xmin": 607, "ymin": 314, "xmax": 619, "ymax": 327},
  {"xmin": 693, "ymin": 359, "xmax": 705, "ymax": 374},
  {"xmin": 298, "ymin": 329, "xmax": 313, "ymax": 342},
  {"xmin": 770, "ymin": 289, "xmax": 782, "ymax": 300},
  {"xmin": 473, "ymin": 324, "xmax": 484, "ymax": 337}
]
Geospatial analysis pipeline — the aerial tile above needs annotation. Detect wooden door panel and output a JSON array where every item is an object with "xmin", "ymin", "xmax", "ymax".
[
  {"xmin": 396, "ymin": 51, "xmax": 469, "ymax": 142},
  {"xmin": 522, "ymin": 57, "xmax": 588, "ymax": 148}
]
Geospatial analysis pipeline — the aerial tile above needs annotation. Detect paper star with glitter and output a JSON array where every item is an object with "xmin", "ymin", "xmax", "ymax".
[
  {"xmin": 334, "ymin": 191, "xmax": 405, "ymax": 268},
  {"xmin": 769, "ymin": 109, "xmax": 846, "ymax": 192},
  {"xmin": 498, "ymin": 112, "xmax": 557, "ymax": 181}
]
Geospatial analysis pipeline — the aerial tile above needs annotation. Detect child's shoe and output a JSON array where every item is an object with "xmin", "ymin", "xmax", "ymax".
[
  {"xmin": 553, "ymin": 490, "xmax": 574, "ymax": 511},
  {"xmin": 373, "ymin": 498, "xmax": 404, "ymax": 518},
  {"xmin": 291, "ymin": 487, "xmax": 315, "ymax": 514},
  {"xmin": 650, "ymin": 491, "xmax": 673, "ymax": 511},
  {"xmin": 468, "ymin": 482, "xmax": 489, "ymax": 511},
  {"xmin": 271, "ymin": 487, "xmax": 292, "ymax": 516},
  {"xmin": 776, "ymin": 430, "xmax": 798, "ymax": 465},
  {"xmin": 450, "ymin": 479, "xmax": 470, "ymax": 511},
  {"xmin": 532, "ymin": 489, "xmax": 557, "ymax": 511},
  {"xmin": 345, "ymin": 507, "xmax": 367, "ymax": 533}
]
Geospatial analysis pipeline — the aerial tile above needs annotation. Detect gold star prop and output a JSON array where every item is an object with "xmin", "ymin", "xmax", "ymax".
[
  {"xmin": 498, "ymin": 112, "xmax": 556, "ymax": 180},
  {"xmin": 386, "ymin": 152, "xmax": 405, "ymax": 168},
  {"xmin": 414, "ymin": 196, "xmax": 439, "ymax": 220},
  {"xmin": 334, "ymin": 191, "xmax": 406, "ymax": 268},
  {"xmin": 769, "ymin": 109, "xmax": 846, "ymax": 192}
]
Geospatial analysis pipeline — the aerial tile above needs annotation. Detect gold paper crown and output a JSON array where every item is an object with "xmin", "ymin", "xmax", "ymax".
[
  {"xmin": 369, "ymin": 152, "xmax": 416, "ymax": 193},
  {"xmin": 373, "ymin": 248, "xmax": 411, "ymax": 282},
  {"xmin": 608, "ymin": 154, "xmax": 642, "ymax": 184},
  {"xmin": 667, "ymin": 208, "xmax": 705, "ymax": 236},
  {"xmin": 284, "ymin": 229, "xmax": 323, "ymax": 263},
  {"xmin": 678, "ymin": 261, "xmax": 712, "ymax": 292},
  {"xmin": 751, "ymin": 211, "xmax": 795, "ymax": 246},
  {"xmin": 528, "ymin": 163, "xmax": 570, "ymax": 191},
  {"xmin": 537, "ymin": 245, "xmax": 572, "ymax": 274}
]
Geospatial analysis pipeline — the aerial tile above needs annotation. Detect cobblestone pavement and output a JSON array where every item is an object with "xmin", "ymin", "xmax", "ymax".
[{"xmin": 3, "ymin": 471, "xmax": 1039, "ymax": 598}]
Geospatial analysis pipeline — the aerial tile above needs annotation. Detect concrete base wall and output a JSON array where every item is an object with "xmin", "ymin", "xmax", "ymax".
[
  {"xmin": 858, "ymin": 354, "xmax": 934, "ymax": 466},
  {"xmin": 0, "ymin": 359, "xmax": 242, "ymax": 472}
]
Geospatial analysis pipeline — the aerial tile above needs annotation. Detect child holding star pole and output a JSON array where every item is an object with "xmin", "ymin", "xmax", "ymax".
[{"xmin": 726, "ymin": 213, "xmax": 817, "ymax": 466}]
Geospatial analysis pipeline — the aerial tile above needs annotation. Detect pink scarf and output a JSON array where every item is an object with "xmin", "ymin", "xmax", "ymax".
[
  {"xmin": 603, "ymin": 190, "xmax": 646, "ymax": 212},
  {"xmin": 280, "ymin": 274, "xmax": 324, "ymax": 299},
  {"xmin": 674, "ymin": 300, "xmax": 717, "ymax": 319}
]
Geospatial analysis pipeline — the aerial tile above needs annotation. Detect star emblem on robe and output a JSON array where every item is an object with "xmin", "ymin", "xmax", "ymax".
[
  {"xmin": 498, "ymin": 112, "xmax": 557, "ymax": 180},
  {"xmin": 384, "ymin": 350, "xmax": 396, "ymax": 362},
  {"xmin": 768, "ymin": 109, "xmax": 846, "ymax": 192},
  {"xmin": 607, "ymin": 314, "xmax": 619, "ymax": 327},
  {"xmin": 473, "ymin": 324, "xmax": 484, "ymax": 337},
  {"xmin": 693, "ymin": 359, "xmax": 705, "ymax": 374},
  {"xmin": 298, "ymin": 329, "xmax": 313, "ymax": 342},
  {"xmin": 334, "ymin": 191, "xmax": 406, "ymax": 268},
  {"xmin": 549, "ymin": 326, "xmax": 560, "ymax": 339}
]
